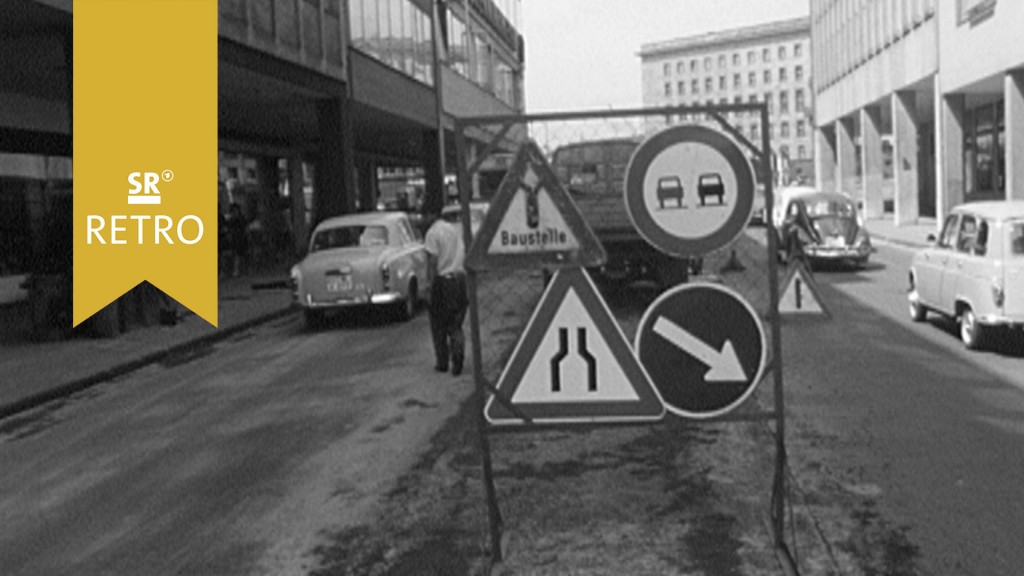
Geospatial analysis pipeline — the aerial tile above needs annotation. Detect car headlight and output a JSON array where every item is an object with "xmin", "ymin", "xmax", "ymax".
[{"xmin": 290, "ymin": 265, "xmax": 301, "ymax": 291}]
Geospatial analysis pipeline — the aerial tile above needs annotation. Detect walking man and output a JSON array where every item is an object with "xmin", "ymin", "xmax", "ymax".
[{"xmin": 423, "ymin": 206, "xmax": 469, "ymax": 376}]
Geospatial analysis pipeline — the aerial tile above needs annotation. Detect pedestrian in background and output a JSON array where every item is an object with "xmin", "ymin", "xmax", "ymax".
[
  {"xmin": 423, "ymin": 206, "xmax": 468, "ymax": 376},
  {"xmin": 227, "ymin": 203, "xmax": 249, "ymax": 277}
]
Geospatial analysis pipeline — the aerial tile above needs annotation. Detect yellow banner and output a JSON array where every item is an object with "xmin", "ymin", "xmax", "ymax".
[{"xmin": 74, "ymin": 0, "xmax": 217, "ymax": 327}]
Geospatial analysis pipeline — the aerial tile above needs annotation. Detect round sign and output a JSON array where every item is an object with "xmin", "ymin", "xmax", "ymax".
[
  {"xmin": 634, "ymin": 282, "xmax": 766, "ymax": 419},
  {"xmin": 625, "ymin": 124, "xmax": 756, "ymax": 257}
]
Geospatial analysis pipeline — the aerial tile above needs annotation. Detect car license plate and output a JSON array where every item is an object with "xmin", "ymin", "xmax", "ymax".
[
  {"xmin": 824, "ymin": 236, "xmax": 845, "ymax": 248},
  {"xmin": 326, "ymin": 275, "xmax": 352, "ymax": 293}
]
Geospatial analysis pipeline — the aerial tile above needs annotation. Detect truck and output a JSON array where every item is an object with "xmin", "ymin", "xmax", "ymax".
[{"xmin": 550, "ymin": 138, "xmax": 694, "ymax": 289}]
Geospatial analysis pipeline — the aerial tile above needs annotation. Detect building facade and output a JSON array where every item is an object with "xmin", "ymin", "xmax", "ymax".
[
  {"xmin": 811, "ymin": 0, "xmax": 1024, "ymax": 226},
  {"xmin": 639, "ymin": 17, "xmax": 814, "ymax": 182},
  {"xmin": 1, "ymin": 0, "xmax": 524, "ymax": 325}
]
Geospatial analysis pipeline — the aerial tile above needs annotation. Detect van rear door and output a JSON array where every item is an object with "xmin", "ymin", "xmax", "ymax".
[{"xmin": 1004, "ymin": 220, "xmax": 1024, "ymax": 321}]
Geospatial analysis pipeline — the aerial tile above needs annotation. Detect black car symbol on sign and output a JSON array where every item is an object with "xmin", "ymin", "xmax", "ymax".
[
  {"xmin": 656, "ymin": 176, "xmax": 684, "ymax": 209},
  {"xmin": 697, "ymin": 173, "xmax": 726, "ymax": 206}
]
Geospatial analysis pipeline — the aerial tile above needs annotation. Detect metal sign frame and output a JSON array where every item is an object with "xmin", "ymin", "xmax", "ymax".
[{"xmin": 453, "ymin": 102, "xmax": 792, "ymax": 569}]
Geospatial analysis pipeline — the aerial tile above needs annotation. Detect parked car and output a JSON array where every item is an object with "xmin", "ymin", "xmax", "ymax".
[
  {"xmin": 908, "ymin": 200, "xmax": 1024, "ymax": 349},
  {"xmin": 697, "ymin": 173, "xmax": 726, "ymax": 206},
  {"xmin": 291, "ymin": 211, "xmax": 430, "ymax": 327},
  {"xmin": 441, "ymin": 201, "xmax": 489, "ymax": 238},
  {"xmin": 777, "ymin": 190, "xmax": 872, "ymax": 268}
]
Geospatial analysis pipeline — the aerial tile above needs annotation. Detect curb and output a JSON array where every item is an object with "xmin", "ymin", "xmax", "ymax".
[{"xmin": 0, "ymin": 305, "xmax": 297, "ymax": 420}]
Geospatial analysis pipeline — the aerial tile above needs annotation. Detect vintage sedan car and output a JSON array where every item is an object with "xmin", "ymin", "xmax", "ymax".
[
  {"xmin": 777, "ymin": 190, "xmax": 872, "ymax": 268},
  {"xmin": 291, "ymin": 211, "xmax": 429, "ymax": 327},
  {"xmin": 908, "ymin": 200, "xmax": 1024, "ymax": 349}
]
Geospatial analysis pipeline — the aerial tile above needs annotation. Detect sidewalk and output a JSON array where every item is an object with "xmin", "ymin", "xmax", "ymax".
[
  {"xmin": 0, "ymin": 267, "xmax": 295, "ymax": 418},
  {"xmin": 864, "ymin": 215, "xmax": 938, "ymax": 249}
]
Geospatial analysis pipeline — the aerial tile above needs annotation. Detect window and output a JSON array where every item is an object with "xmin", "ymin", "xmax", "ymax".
[
  {"xmin": 664, "ymin": 83, "xmax": 672, "ymax": 96},
  {"xmin": 447, "ymin": 13, "xmax": 469, "ymax": 77},
  {"xmin": 748, "ymin": 94, "xmax": 758, "ymax": 105},
  {"xmin": 677, "ymin": 81, "xmax": 685, "ymax": 95},
  {"xmin": 677, "ymin": 61, "xmax": 685, "ymax": 74},
  {"xmin": 751, "ymin": 124, "xmax": 760, "ymax": 140},
  {"xmin": 691, "ymin": 60, "xmax": 698, "ymax": 72},
  {"xmin": 748, "ymin": 50, "xmax": 756, "ymax": 64},
  {"xmin": 958, "ymin": 0, "xmax": 997, "ymax": 25},
  {"xmin": 663, "ymin": 63, "xmax": 671, "ymax": 76},
  {"xmin": 764, "ymin": 70, "xmax": 772, "ymax": 84},
  {"xmin": 719, "ymin": 76, "xmax": 726, "ymax": 90},
  {"xmin": 704, "ymin": 56, "xmax": 712, "ymax": 70},
  {"xmin": 963, "ymin": 100, "xmax": 1005, "ymax": 199},
  {"xmin": 765, "ymin": 92, "xmax": 773, "ymax": 112},
  {"xmin": 794, "ymin": 42, "xmax": 803, "ymax": 57},
  {"xmin": 956, "ymin": 215, "xmax": 980, "ymax": 253},
  {"xmin": 718, "ymin": 54, "xmax": 726, "ymax": 68},
  {"xmin": 734, "ymin": 73, "xmax": 742, "ymax": 88},
  {"xmin": 781, "ymin": 121, "xmax": 790, "ymax": 137},
  {"xmin": 763, "ymin": 47, "xmax": 771, "ymax": 62},
  {"xmin": 780, "ymin": 91, "xmax": 789, "ymax": 113},
  {"xmin": 1010, "ymin": 223, "xmax": 1024, "ymax": 256},
  {"xmin": 733, "ymin": 53, "xmax": 740, "ymax": 65},
  {"xmin": 797, "ymin": 119, "xmax": 806, "ymax": 137},
  {"xmin": 705, "ymin": 77, "xmax": 713, "ymax": 92},
  {"xmin": 795, "ymin": 89, "xmax": 805, "ymax": 112},
  {"xmin": 798, "ymin": 145, "xmax": 807, "ymax": 158},
  {"xmin": 938, "ymin": 214, "xmax": 959, "ymax": 248},
  {"xmin": 692, "ymin": 79, "xmax": 700, "ymax": 93},
  {"xmin": 779, "ymin": 67, "xmax": 787, "ymax": 82},
  {"xmin": 795, "ymin": 65, "xmax": 804, "ymax": 82},
  {"xmin": 780, "ymin": 144, "xmax": 790, "ymax": 157},
  {"xmin": 749, "ymin": 72, "xmax": 757, "ymax": 86},
  {"xmin": 779, "ymin": 45, "xmax": 787, "ymax": 60}
]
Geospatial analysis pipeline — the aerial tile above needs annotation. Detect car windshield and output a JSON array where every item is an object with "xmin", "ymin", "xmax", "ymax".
[
  {"xmin": 1010, "ymin": 222, "xmax": 1024, "ymax": 256},
  {"xmin": 804, "ymin": 199, "xmax": 855, "ymax": 218},
  {"xmin": 311, "ymin": 224, "xmax": 388, "ymax": 252}
]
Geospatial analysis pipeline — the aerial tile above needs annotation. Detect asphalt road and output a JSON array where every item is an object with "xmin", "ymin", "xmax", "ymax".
[
  {"xmin": 783, "ymin": 241, "xmax": 1024, "ymax": 575},
  {"xmin": 0, "ymin": 311, "xmax": 473, "ymax": 576}
]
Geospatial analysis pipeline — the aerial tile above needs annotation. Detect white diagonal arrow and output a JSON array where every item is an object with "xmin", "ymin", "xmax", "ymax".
[{"xmin": 652, "ymin": 316, "xmax": 747, "ymax": 382}]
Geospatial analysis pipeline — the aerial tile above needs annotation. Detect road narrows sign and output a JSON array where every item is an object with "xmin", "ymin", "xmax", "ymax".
[
  {"xmin": 465, "ymin": 140, "xmax": 606, "ymax": 270},
  {"xmin": 484, "ymin": 267, "xmax": 665, "ymax": 425},
  {"xmin": 624, "ymin": 125, "xmax": 756, "ymax": 257},
  {"xmin": 634, "ymin": 282, "xmax": 767, "ymax": 419}
]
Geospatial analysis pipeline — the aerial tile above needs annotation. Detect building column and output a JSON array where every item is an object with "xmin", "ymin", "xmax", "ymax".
[
  {"xmin": 837, "ymin": 115, "xmax": 858, "ymax": 197},
  {"xmin": 860, "ymin": 105, "xmax": 885, "ymax": 219},
  {"xmin": 815, "ymin": 124, "xmax": 837, "ymax": 193},
  {"xmin": 314, "ymin": 97, "xmax": 356, "ymax": 224},
  {"xmin": 1006, "ymin": 70, "xmax": 1024, "ymax": 201},
  {"xmin": 288, "ymin": 156, "xmax": 308, "ymax": 255},
  {"xmin": 356, "ymin": 157, "xmax": 377, "ymax": 211},
  {"xmin": 892, "ymin": 90, "xmax": 920, "ymax": 225},
  {"xmin": 423, "ymin": 129, "xmax": 445, "ymax": 214},
  {"xmin": 938, "ymin": 92, "xmax": 965, "ymax": 222}
]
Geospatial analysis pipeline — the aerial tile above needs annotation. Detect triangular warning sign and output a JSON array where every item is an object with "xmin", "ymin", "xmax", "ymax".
[
  {"xmin": 485, "ymin": 268, "xmax": 665, "ymax": 425},
  {"xmin": 779, "ymin": 261, "xmax": 831, "ymax": 318},
  {"xmin": 465, "ymin": 140, "xmax": 606, "ymax": 270}
]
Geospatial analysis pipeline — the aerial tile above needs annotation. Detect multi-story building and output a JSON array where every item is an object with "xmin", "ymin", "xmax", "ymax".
[
  {"xmin": 639, "ymin": 17, "xmax": 814, "ymax": 182},
  {"xmin": 812, "ymin": 0, "xmax": 1024, "ymax": 226}
]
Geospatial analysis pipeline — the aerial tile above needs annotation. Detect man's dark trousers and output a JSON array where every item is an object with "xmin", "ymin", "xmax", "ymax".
[{"xmin": 429, "ymin": 273, "xmax": 468, "ymax": 373}]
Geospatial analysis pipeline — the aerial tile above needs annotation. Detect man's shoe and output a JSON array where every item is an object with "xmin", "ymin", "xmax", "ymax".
[
  {"xmin": 451, "ymin": 358, "xmax": 464, "ymax": 376},
  {"xmin": 434, "ymin": 364, "xmax": 448, "ymax": 373}
]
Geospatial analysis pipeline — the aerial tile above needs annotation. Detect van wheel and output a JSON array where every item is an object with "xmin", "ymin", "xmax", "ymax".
[
  {"xmin": 908, "ymin": 298, "xmax": 927, "ymax": 322},
  {"xmin": 959, "ymin": 307, "xmax": 986, "ymax": 350}
]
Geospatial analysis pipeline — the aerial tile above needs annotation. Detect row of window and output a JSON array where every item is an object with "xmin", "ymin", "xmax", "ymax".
[
  {"xmin": 350, "ymin": 0, "xmax": 435, "ymax": 85},
  {"xmin": 661, "ymin": 42, "xmax": 806, "ymax": 76},
  {"xmin": 348, "ymin": 0, "xmax": 520, "ymax": 108},
  {"xmin": 664, "ymin": 89, "xmax": 809, "ymax": 116},
  {"xmin": 662, "ymin": 66, "xmax": 806, "ymax": 96},
  {"xmin": 445, "ymin": 10, "xmax": 519, "ymax": 106},
  {"xmin": 811, "ymin": 0, "xmax": 936, "ymax": 91}
]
